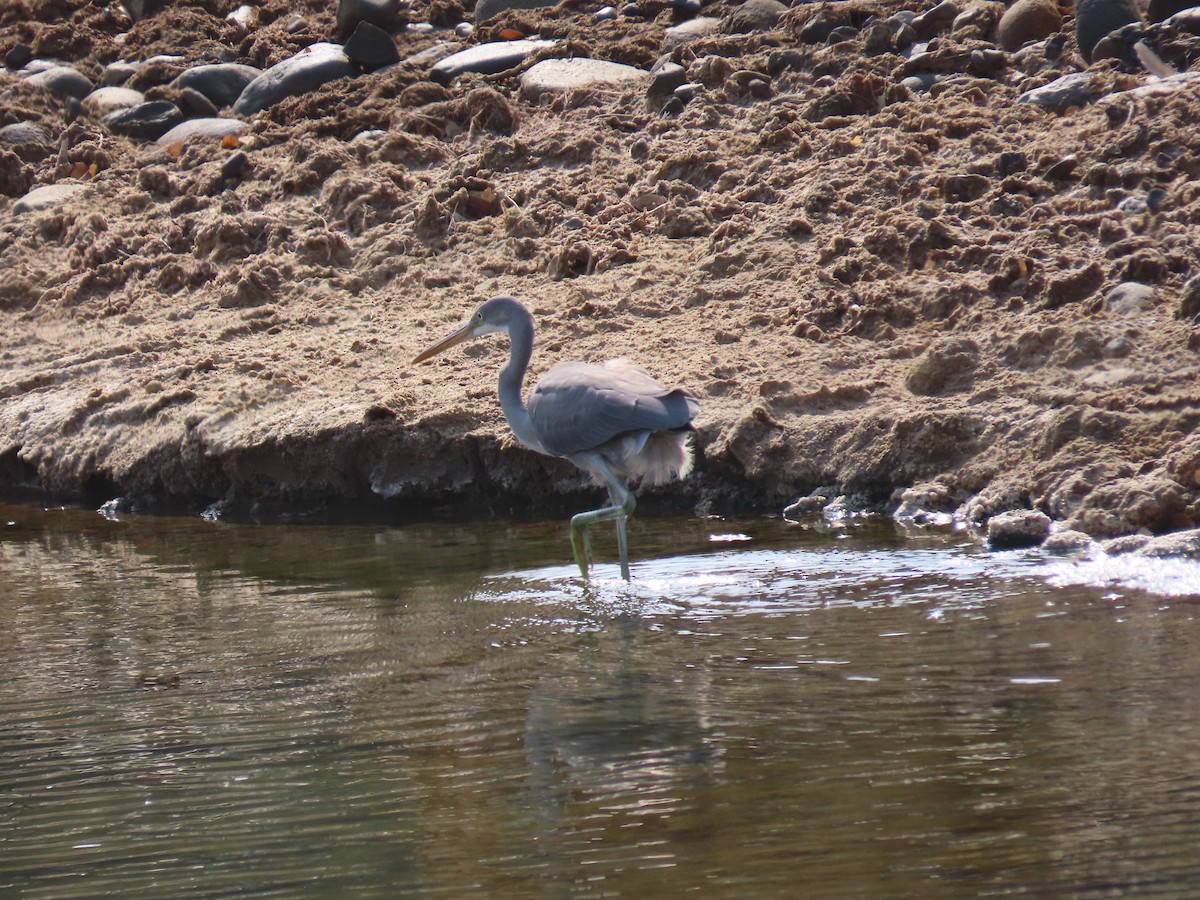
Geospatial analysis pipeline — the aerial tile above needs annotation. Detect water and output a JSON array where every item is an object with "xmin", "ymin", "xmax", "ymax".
[{"xmin": 2, "ymin": 503, "xmax": 1200, "ymax": 897}]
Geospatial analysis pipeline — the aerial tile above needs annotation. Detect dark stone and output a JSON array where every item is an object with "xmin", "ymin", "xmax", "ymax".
[
  {"xmin": 986, "ymin": 509, "xmax": 1051, "ymax": 550},
  {"xmin": 943, "ymin": 173, "xmax": 990, "ymax": 201},
  {"xmin": 221, "ymin": 150, "xmax": 251, "ymax": 179},
  {"xmin": 102, "ymin": 60, "xmax": 140, "ymax": 86},
  {"xmin": 5, "ymin": 43, "xmax": 32, "ymax": 69},
  {"xmin": 178, "ymin": 86, "xmax": 218, "ymax": 117},
  {"xmin": 1178, "ymin": 274, "xmax": 1200, "ymax": 320},
  {"xmin": 337, "ymin": 0, "xmax": 402, "ymax": 33},
  {"xmin": 344, "ymin": 21, "xmax": 400, "ymax": 70},
  {"xmin": 660, "ymin": 95, "xmax": 685, "ymax": 115},
  {"xmin": 997, "ymin": 151, "xmax": 1027, "ymax": 176},
  {"xmin": 102, "ymin": 100, "xmax": 184, "ymax": 140},
  {"xmin": 1147, "ymin": 0, "xmax": 1195, "ymax": 22},
  {"xmin": 911, "ymin": 0, "xmax": 961, "ymax": 38},
  {"xmin": 828, "ymin": 24, "xmax": 860, "ymax": 42},
  {"xmin": 1043, "ymin": 154, "xmax": 1078, "ymax": 180},
  {"xmin": 121, "ymin": 0, "xmax": 167, "ymax": 20},
  {"xmin": 648, "ymin": 61, "xmax": 687, "ymax": 96},
  {"xmin": 171, "ymin": 63, "xmax": 262, "ymax": 109},
  {"xmin": 799, "ymin": 15, "xmax": 837, "ymax": 43},
  {"xmin": 233, "ymin": 44, "xmax": 356, "ymax": 116},
  {"xmin": 1075, "ymin": 0, "xmax": 1141, "ymax": 61}
]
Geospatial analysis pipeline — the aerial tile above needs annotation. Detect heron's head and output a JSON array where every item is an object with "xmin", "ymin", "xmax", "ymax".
[{"xmin": 412, "ymin": 296, "xmax": 527, "ymax": 364}]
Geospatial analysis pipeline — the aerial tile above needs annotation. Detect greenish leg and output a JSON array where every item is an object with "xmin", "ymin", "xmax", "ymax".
[{"xmin": 569, "ymin": 468, "xmax": 636, "ymax": 581}]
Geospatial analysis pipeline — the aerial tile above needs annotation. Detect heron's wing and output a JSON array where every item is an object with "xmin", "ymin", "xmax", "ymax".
[{"xmin": 529, "ymin": 360, "xmax": 699, "ymax": 457}]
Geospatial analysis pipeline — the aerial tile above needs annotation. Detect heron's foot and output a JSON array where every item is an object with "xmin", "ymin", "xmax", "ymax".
[{"xmin": 570, "ymin": 519, "xmax": 592, "ymax": 579}]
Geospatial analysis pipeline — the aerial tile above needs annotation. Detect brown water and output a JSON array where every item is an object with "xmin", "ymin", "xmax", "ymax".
[{"xmin": 2, "ymin": 503, "xmax": 1200, "ymax": 897}]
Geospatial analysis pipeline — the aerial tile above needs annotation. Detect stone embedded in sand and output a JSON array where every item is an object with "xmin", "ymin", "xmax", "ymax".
[
  {"xmin": 1018, "ymin": 72, "xmax": 1094, "ymax": 112},
  {"xmin": 337, "ymin": 0, "xmax": 402, "ymax": 34},
  {"xmin": 5, "ymin": 43, "xmax": 32, "ymax": 70},
  {"xmin": 474, "ymin": 0, "xmax": 556, "ymax": 23},
  {"xmin": 82, "ymin": 86, "xmax": 145, "ymax": 117},
  {"xmin": 995, "ymin": 0, "xmax": 1063, "ymax": 51},
  {"xmin": 344, "ymin": 21, "xmax": 401, "ymax": 70},
  {"xmin": 233, "ymin": 43, "xmax": 356, "ymax": 116},
  {"xmin": 155, "ymin": 118, "xmax": 248, "ymax": 146},
  {"xmin": 1104, "ymin": 282, "xmax": 1155, "ymax": 315},
  {"xmin": 662, "ymin": 17, "xmax": 722, "ymax": 50},
  {"xmin": 723, "ymin": 0, "xmax": 788, "ymax": 33},
  {"xmin": 987, "ymin": 509, "xmax": 1052, "ymax": 549},
  {"xmin": 102, "ymin": 60, "xmax": 141, "ymax": 86},
  {"xmin": 13, "ymin": 183, "xmax": 91, "ymax": 214},
  {"xmin": 430, "ymin": 39, "xmax": 556, "ymax": 86},
  {"xmin": 103, "ymin": 100, "xmax": 184, "ymax": 141},
  {"xmin": 521, "ymin": 58, "xmax": 651, "ymax": 99},
  {"xmin": 1075, "ymin": 0, "xmax": 1142, "ymax": 61},
  {"xmin": 25, "ymin": 65, "xmax": 93, "ymax": 100},
  {"xmin": 1177, "ymin": 274, "xmax": 1200, "ymax": 321},
  {"xmin": 0, "ymin": 121, "xmax": 51, "ymax": 150},
  {"xmin": 1042, "ymin": 529, "xmax": 1093, "ymax": 554},
  {"xmin": 170, "ymin": 63, "xmax": 262, "ymax": 109}
]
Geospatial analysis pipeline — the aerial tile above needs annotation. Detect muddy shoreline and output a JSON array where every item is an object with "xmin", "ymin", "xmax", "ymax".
[{"xmin": 2, "ymin": 0, "xmax": 1199, "ymax": 553}]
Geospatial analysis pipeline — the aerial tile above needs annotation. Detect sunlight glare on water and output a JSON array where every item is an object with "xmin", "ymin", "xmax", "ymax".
[{"xmin": 2, "ymin": 505, "xmax": 1200, "ymax": 897}]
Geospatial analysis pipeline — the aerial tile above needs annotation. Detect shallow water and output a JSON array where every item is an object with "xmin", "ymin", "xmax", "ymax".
[{"xmin": 2, "ymin": 503, "xmax": 1200, "ymax": 897}]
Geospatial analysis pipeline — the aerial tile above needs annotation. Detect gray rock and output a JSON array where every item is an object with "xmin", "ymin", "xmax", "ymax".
[
  {"xmin": 337, "ymin": 0, "xmax": 402, "ymax": 33},
  {"xmin": 13, "ymin": 183, "xmax": 91, "ymax": 214},
  {"xmin": 724, "ymin": 0, "xmax": 788, "ymax": 33},
  {"xmin": 0, "ymin": 121, "xmax": 52, "ymax": 149},
  {"xmin": 221, "ymin": 150, "xmax": 252, "ymax": 179},
  {"xmin": 5, "ymin": 43, "xmax": 32, "ymax": 70},
  {"xmin": 1104, "ymin": 282, "xmax": 1155, "ymax": 315},
  {"xmin": 1178, "ymin": 274, "xmax": 1200, "ymax": 321},
  {"xmin": 1075, "ymin": 0, "xmax": 1142, "ymax": 61},
  {"xmin": 649, "ymin": 61, "xmax": 687, "ymax": 96},
  {"xmin": 430, "ymin": 39, "xmax": 556, "ymax": 85},
  {"xmin": 662, "ymin": 17, "xmax": 722, "ymax": 50},
  {"xmin": 475, "ymin": 0, "xmax": 556, "ymax": 23},
  {"xmin": 987, "ymin": 509, "xmax": 1052, "ymax": 549},
  {"xmin": 26, "ymin": 65, "xmax": 94, "ymax": 100},
  {"xmin": 344, "ymin": 21, "xmax": 400, "ymax": 70},
  {"xmin": 155, "ymin": 117, "xmax": 248, "ymax": 145},
  {"xmin": 82, "ymin": 86, "xmax": 145, "ymax": 117},
  {"xmin": 1018, "ymin": 72, "xmax": 1094, "ymax": 112},
  {"xmin": 901, "ymin": 73, "xmax": 942, "ymax": 93},
  {"xmin": 521, "ymin": 58, "xmax": 650, "ymax": 98},
  {"xmin": 102, "ymin": 100, "xmax": 184, "ymax": 140},
  {"xmin": 171, "ymin": 63, "xmax": 262, "ymax": 109},
  {"xmin": 178, "ymin": 86, "xmax": 219, "ymax": 117},
  {"xmin": 102, "ymin": 60, "xmax": 141, "ymax": 86},
  {"xmin": 233, "ymin": 43, "xmax": 356, "ymax": 116}
]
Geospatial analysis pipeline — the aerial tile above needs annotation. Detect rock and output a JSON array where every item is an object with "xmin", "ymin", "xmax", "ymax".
[
  {"xmin": 1067, "ymin": 475, "xmax": 1185, "ymax": 537},
  {"xmin": 233, "ymin": 44, "xmax": 356, "ymax": 116},
  {"xmin": 0, "ymin": 121, "xmax": 52, "ymax": 156},
  {"xmin": 344, "ymin": 21, "xmax": 400, "ymax": 70},
  {"xmin": 13, "ymin": 183, "xmax": 91, "ymax": 214},
  {"xmin": 122, "ymin": 0, "xmax": 167, "ymax": 20},
  {"xmin": 5, "ymin": 43, "xmax": 32, "ymax": 70},
  {"xmin": 178, "ymin": 87, "xmax": 219, "ymax": 117},
  {"xmin": 81, "ymin": 86, "xmax": 145, "ymax": 117},
  {"xmin": 901, "ymin": 73, "xmax": 942, "ymax": 93},
  {"xmin": 1090, "ymin": 22, "xmax": 1143, "ymax": 63},
  {"xmin": 995, "ymin": 0, "xmax": 1063, "ymax": 51},
  {"xmin": 221, "ymin": 150, "xmax": 252, "ymax": 179},
  {"xmin": 862, "ymin": 22, "xmax": 894, "ymax": 52},
  {"xmin": 662, "ymin": 17, "xmax": 722, "ymax": 50},
  {"xmin": 474, "ymin": 0, "xmax": 556, "ymax": 23},
  {"xmin": 430, "ymin": 39, "xmax": 556, "ymax": 86},
  {"xmin": 1162, "ymin": 5, "xmax": 1200, "ymax": 28},
  {"xmin": 987, "ymin": 509, "xmax": 1052, "ymax": 549},
  {"xmin": 155, "ymin": 118, "xmax": 248, "ymax": 145},
  {"xmin": 649, "ymin": 61, "xmax": 687, "ymax": 96},
  {"xmin": 1101, "ymin": 534, "xmax": 1150, "ymax": 554},
  {"xmin": 1104, "ymin": 282, "xmax": 1155, "ymax": 315},
  {"xmin": 102, "ymin": 100, "xmax": 184, "ymax": 140},
  {"xmin": 26, "ymin": 65, "xmax": 93, "ymax": 100},
  {"xmin": 943, "ymin": 173, "xmax": 990, "ymax": 201},
  {"xmin": 1075, "ymin": 0, "xmax": 1142, "ymax": 61},
  {"xmin": 724, "ymin": 0, "xmax": 788, "ymax": 33},
  {"xmin": 1042, "ymin": 529, "xmax": 1094, "ymax": 553},
  {"xmin": 336, "ymin": 0, "xmax": 402, "ymax": 33},
  {"xmin": 1018, "ymin": 72, "xmax": 1094, "ymax": 112},
  {"xmin": 911, "ymin": 0, "xmax": 961, "ymax": 38},
  {"xmin": 1177, "ymin": 274, "xmax": 1200, "ymax": 320},
  {"xmin": 171, "ymin": 63, "xmax": 262, "ymax": 109},
  {"xmin": 102, "ymin": 60, "xmax": 141, "ymax": 86},
  {"xmin": 521, "ymin": 58, "xmax": 650, "ymax": 98}
]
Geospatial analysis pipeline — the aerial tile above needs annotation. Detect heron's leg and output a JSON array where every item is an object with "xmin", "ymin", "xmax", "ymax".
[{"xmin": 569, "ymin": 466, "xmax": 636, "ymax": 580}]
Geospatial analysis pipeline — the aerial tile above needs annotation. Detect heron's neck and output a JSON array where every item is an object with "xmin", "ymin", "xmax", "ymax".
[{"xmin": 498, "ymin": 313, "xmax": 544, "ymax": 453}]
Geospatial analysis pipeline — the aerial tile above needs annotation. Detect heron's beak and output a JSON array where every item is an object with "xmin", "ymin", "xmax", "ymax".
[{"xmin": 412, "ymin": 321, "xmax": 475, "ymax": 364}]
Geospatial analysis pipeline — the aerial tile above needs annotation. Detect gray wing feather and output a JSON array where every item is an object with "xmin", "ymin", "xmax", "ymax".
[{"xmin": 529, "ymin": 359, "xmax": 699, "ymax": 457}]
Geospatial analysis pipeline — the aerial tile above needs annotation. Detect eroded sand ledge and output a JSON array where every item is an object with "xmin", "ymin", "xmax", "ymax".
[{"xmin": 2, "ymin": 0, "xmax": 1199, "ymax": 551}]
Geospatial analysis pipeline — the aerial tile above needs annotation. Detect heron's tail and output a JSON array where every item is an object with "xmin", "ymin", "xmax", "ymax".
[{"xmin": 628, "ymin": 428, "xmax": 695, "ymax": 486}]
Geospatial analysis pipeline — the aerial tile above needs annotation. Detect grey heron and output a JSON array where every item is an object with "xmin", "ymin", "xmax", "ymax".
[{"xmin": 413, "ymin": 296, "xmax": 699, "ymax": 580}]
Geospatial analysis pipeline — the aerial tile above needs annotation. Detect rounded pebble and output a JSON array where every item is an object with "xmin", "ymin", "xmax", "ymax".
[
  {"xmin": 26, "ymin": 65, "xmax": 93, "ymax": 100},
  {"xmin": 995, "ymin": 0, "xmax": 1063, "ymax": 51}
]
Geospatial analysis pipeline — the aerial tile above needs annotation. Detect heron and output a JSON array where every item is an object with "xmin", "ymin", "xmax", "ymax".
[{"xmin": 412, "ymin": 296, "xmax": 699, "ymax": 580}]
